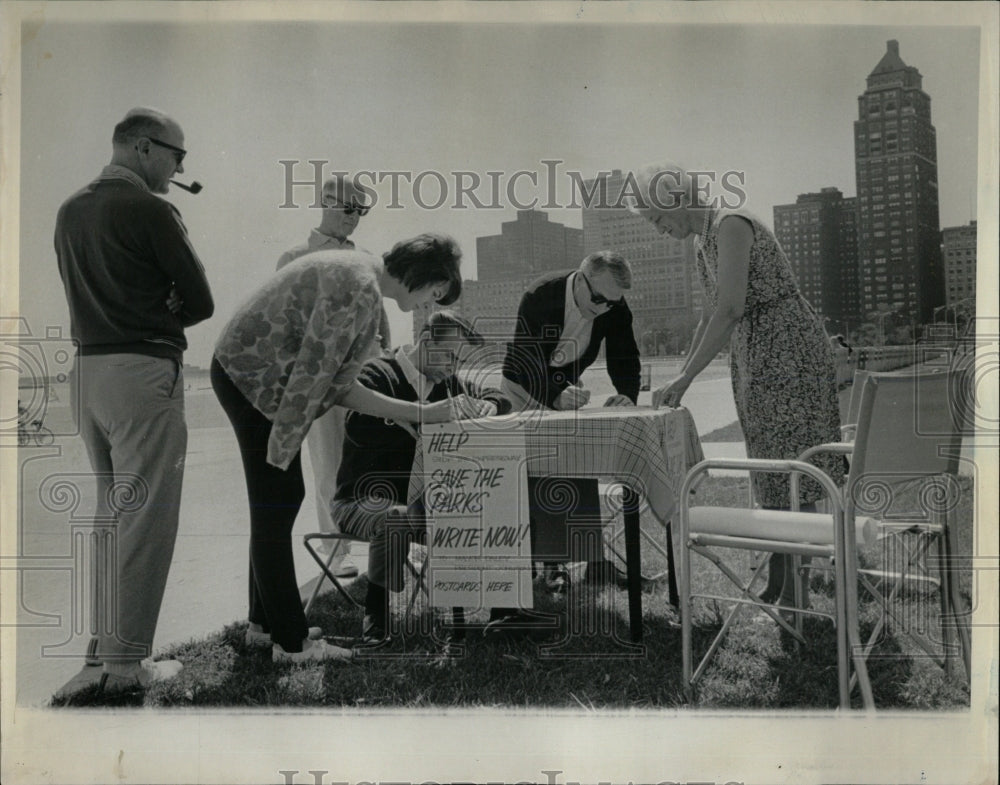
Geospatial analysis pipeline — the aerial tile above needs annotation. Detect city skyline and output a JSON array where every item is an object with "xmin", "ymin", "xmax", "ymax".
[
  {"xmin": 436, "ymin": 38, "xmax": 978, "ymax": 348},
  {"xmin": 9, "ymin": 17, "xmax": 986, "ymax": 367}
]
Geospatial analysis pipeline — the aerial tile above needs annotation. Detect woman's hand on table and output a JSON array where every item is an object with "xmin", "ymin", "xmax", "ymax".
[
  {"xmin": 422, "ymin": 398, "xmax": 457, "ymax": 422},
  {"xmin": 474, "ymin": 400, "xmax": 499, "ymax": 418},
  {"xmin": 652, "ymin": 375, "xmax": 693, "ymax": 409},
  {"xmin": 603, "ymin": 394, "xmax": 634, "ymax": 407},
  {"xmin": 453, "ymin": 398, "xmax": 497, "ymax": 419}
]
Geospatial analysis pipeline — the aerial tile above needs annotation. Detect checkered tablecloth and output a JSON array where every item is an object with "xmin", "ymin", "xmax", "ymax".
[{"xmin": 408, "ymin": 406, "xmax": 705, "ymax": 524}]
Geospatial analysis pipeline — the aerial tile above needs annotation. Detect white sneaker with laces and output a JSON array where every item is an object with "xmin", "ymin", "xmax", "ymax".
[
  {"xmin": 246, "ymin": 625, "xmax": 323, "ymax": 649},
  {"xmin": 272, "ymin": 638, "xmax": 354, "ymax": 663}
]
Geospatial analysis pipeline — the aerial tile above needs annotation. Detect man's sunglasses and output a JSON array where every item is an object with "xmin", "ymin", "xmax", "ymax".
[
  {"xmin": 147, "ymin": 137, "xmax": 186, "ymax": 164},
  {"xmin": 324, "ymin": 198, "xmax": 371, "ymax": 217},
  {"xmin": 580, "ymin": 272, "xmax": 625, "ymax": 308}
]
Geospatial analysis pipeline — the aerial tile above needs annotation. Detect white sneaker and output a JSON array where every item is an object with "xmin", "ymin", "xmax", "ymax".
[
  {"xmin": 246, "ymin": 625, "xmax": 323, "ymax": 649},
  {"xmin": 100, "ymin": 659, "xmax": 183, "ymax": 693},
  {"xmin": 273, "ymin": 638, "xmax": 354, "ymax": 663}
]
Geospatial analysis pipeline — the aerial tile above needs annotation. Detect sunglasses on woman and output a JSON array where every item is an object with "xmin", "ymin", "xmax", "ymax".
[{"xmin": 580, "ymin": 272, "xmax": 625, "ymax": 308}]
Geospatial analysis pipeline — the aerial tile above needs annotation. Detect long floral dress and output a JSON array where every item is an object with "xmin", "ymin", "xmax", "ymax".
[{"xmin": 697, "ymin": 210, "xmax": 845, "ymax": 507}]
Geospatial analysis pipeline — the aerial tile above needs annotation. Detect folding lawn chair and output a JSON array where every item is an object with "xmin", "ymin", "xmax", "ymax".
[{"xmin": 677, "ymin": 367, "xmax": 972, "ymax": 709}]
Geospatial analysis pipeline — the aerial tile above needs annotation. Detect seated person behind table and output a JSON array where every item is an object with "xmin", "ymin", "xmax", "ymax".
[
  {"xmin": 332, "ymin": 310, "xmax": 512, "ymax": 641},
  {"xmin": 500, "ymin": 250, "xmax": 641, "ymax": 606}
]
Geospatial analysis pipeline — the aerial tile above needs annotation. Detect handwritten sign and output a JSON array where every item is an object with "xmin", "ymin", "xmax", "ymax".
[{"xmin": 422, "ymin": 422, "xmax": 533, "ymax": 609}]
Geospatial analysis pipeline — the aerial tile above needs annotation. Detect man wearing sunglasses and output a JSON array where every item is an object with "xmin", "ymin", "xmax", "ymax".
[
  {"xmin": 492, "ymin": 252, "xmax": 641, "ymax": 631},
  {"xmin": 276, "ymin": 174, "xmax": 374, "ymax": 269},
  {"xmin": 502, "ymin": 250, "xmax": 640, "ymax": 413},
  {"xmin": 276, "ymin": 174, "xmax": 389, "ymax": 580},
  {"xmin": 54, "ymin": 107, "xmax": 214, "ymax": 692}
]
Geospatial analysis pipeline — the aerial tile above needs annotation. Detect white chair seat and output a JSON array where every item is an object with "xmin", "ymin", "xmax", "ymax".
[{"xmin": 688, "ymin": 507, "xmax": 878, "ymax": 548}]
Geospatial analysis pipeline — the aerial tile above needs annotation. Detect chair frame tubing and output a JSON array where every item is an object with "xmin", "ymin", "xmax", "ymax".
[
  {"xmin": 303, "ymin": 533, "xmax": 365, "ymax": 615},
  {"xmin": 679, "ymin": 457, "xmax": 874, "ymax": 710}
]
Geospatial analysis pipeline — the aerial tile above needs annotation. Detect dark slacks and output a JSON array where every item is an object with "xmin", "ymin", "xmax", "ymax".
[
  {"xmin": 527, "ymin": 477, "xmax": 604, "ymax": 563},
  {"xmin": 211, "ymin": 357, "xmax": 309, "ymax": 652}
]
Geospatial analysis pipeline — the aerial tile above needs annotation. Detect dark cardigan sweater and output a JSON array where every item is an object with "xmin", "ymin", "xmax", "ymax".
[
  {"xmin": 501, "ymin": 270, "xmax": 641, "ymax": 408},
  {"xmin": 55, "ymin": 178, "xmax": 214, "ymax": 358}
]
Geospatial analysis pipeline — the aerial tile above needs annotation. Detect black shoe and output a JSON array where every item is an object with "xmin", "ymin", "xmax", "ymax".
[
  {"xmin": 361, "ymin": 584, "xmax": 389, "ymax": 644},
  {"xmin": 361, "ymin": 614, "xmax": 389, "ymax": 644},
  {"xmin": 483, "ymin": 609, "xmax": 555, "ymax": 641},
  {"xmin": 583, "ymin": 559, "xmax": 630, "ymax": 589}
]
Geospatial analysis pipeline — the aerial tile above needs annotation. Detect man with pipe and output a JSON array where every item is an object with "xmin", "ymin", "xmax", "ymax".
[{"xmin": 55, "ymin": 107, "xmax": 214, "ymax": 693}]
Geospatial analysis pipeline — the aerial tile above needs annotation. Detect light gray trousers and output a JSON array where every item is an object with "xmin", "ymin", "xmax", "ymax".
[{"xmin": 72, "ymin": 353, "xmax": 187, "ymax": 663}]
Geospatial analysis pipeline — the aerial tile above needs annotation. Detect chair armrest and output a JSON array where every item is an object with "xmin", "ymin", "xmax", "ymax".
[
  {"xmin": 797, "ymin": 441, "xmax": 854, "ymax": 463},
  {"xmin": 680, "ymin": 457, "xmax": 843, "ymax": 510},
  {"xmin": 678, "ymin": 458, "xmax": 851, "ymax": 584}
]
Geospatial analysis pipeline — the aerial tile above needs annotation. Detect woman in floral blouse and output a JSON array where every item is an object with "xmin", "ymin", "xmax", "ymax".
[
  {"xmin": 211, "ymin": 233, "xmax": 485, "ymax": 662},
  {"xmin": 628, "ymin": 162, "xmax": 845, "ymax": 613}
]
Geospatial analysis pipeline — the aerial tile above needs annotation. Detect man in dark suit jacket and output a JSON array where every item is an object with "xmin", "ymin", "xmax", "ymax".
[
  {"xmin": 495, "ymin": 251, "xmax": 641, "ymax": 633},
  {"xmin": 502, "ymin": 251, "xmax": 641, "ymax": 412}
]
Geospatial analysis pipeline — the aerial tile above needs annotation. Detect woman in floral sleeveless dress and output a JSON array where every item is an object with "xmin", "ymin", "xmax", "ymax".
[{"xmin": 629, "ymin": 162, "xmax": 845, "ymax": 606}]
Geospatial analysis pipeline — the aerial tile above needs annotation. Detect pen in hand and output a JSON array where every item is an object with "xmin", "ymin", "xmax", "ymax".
[{"xmin": 445, "ymin": 385, "xmax": 464, "ymax": 420}]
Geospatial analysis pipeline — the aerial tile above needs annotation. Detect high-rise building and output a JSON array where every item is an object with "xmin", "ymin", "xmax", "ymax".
[
  {"xmin": 941, "ymin": 220, "xmax": 977, "ymax": 309},
  {"xmin": 773, "ymin": 187, "xmax": 859, "ymax": 333},
  {"xmin": 476, "ymin": 209, "xmax": 583, "ymax": 282},
  {"xmin": 854, "ymin": 39, "xmax": 943, "ymax": 328},
  {"xmin": 411, "ymin": 209, "xmax": 582, "ymax": 343},
  {"xmin": 580, "ymin": 170, "xmax": 698, "ymax": 355}
]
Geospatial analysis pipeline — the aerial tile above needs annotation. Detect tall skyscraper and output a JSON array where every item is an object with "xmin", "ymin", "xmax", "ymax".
[
  {"xmin": 580, "ymin": 170, "xmax": 698, "ymax": 355},
  {"xmin": 941, "ymin": 220, "xmax": 977, "ymax": 310},
  {"xmin": 774, "ymin": 187, "xmax": 859, "ymax": 333},
  {"xmin": 854, "ymin": 39, "xmax": 943, "ymax": 328}
]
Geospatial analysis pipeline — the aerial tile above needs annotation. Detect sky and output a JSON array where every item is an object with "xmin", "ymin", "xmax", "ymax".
[{"xmin": 11, "ymin": 11, "xmax": 987, "ymax": 369}]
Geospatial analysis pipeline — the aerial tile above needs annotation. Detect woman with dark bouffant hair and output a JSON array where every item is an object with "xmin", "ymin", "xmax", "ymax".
[{"xmin": 211, "ymin": 233, "xmax": 487, "ymax": 663}]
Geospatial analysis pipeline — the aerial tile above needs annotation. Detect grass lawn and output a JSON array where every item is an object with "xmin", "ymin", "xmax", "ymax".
[{"xmin": 51, "ymin": 476, "xmax": 973, "ymax": 711}]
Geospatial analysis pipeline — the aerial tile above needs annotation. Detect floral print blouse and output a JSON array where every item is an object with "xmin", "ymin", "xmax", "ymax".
[{"xmin": 214, "ymin": 251, "xmax": 382, "ymax": 469}]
